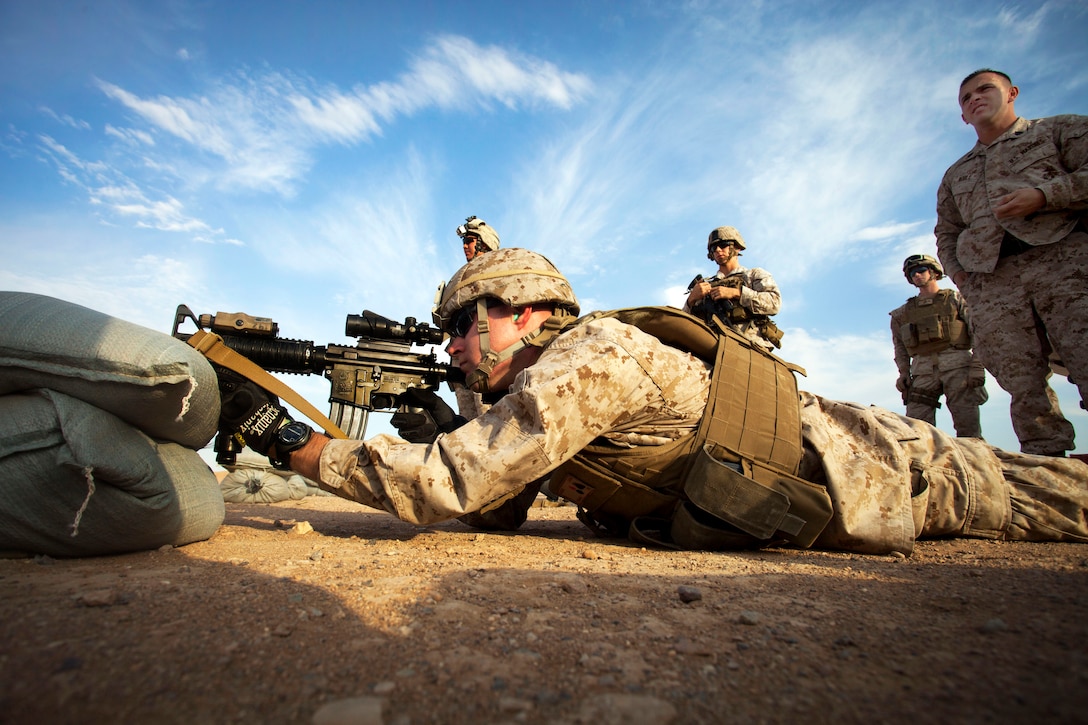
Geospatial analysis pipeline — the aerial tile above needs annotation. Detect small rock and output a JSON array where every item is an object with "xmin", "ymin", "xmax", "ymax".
[
  {"xmin": 558, "ymin": 577, "xmax": 589, "ymax": 594},
  {"xmin": 373, "ymin": 681, "xmax": 395, "ymax": 694},
  {"xmin": 571, "ymin": 694, "xmax": 677, "ymax": 725},
  {"xmin": 674, "ymin": 637, "xmax": 713, "ymax": 656},
  {"xmin": 77, "ymin": 589, "xmax": 119, "ymax": 607},
  {"xmin": 581, "ymin": 549, "xmax": 599, "ymax": 560},
  {"xmin": 312, "ymin": 696, "xmax": 384, "ymax": 725},
  {"xmin": 980, "ymin": 618, "xmax": 1007, "ymax": 634},
  {"xmin": 677, "ymin": 585, "xmax": 702, "ymax": 603},
  {"xmin": 738, "ymin": 610, "xmax": 761, "ymax": 625},
  {"xmin": 291, "ymin": 521, "xmax": 314, "ymax": 536},
  {"xmin": 498, "ymin": 696, "xmax": 533, "ymax": 713}
]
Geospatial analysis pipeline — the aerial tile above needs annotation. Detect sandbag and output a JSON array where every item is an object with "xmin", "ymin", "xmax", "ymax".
[
  {"xmin": 0, "ymin": 390, "xmax": 225, "ymax": 557},
  {"xmin": 0, "ymin": 291, "xmax": 219, "ymax": 449},
  {"xmin": 220, "ymin": 450, "xmax": 327, "ymax": 503}
]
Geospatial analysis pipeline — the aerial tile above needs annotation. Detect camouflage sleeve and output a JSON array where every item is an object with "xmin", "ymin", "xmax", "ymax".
[
  {"xmin": 889, "ymin": 306, "xmax": 910, "ymax": 375},
  {"xmin": 935, "ymin": 171, "xmax": 967, "ymax": 281},
  {"xmin": 738, "ymin": 268, "xmax": 782, "ymax": 315},
  {"xmin": 316, "ymin": 319, "xmax": 706, "ymax": 525},
  {"xmin": 951, "ymin": 290, "xmax": 971, "ymax": 329},
  {"xmin": 1037, "ymin": 114, "xmax": 1088, "ymax": 211}
]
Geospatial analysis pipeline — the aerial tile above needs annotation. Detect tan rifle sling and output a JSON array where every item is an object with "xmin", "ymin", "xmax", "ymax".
[{"xmin": 186, "ymin": 330, "xmax": 349, "ymax": 439}]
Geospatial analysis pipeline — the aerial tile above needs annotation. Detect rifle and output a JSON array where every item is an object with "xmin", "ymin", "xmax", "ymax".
[
  {"xmin": 686, "ymin": 274, "xmax": 784, "ymax": 348},
  {"xmin": 686, "ymin": 273, "xmax": 744, "ymax": 322},
  {"xmin": 171, "ymin": 304, "xmax": 463, "ymax": 463}
]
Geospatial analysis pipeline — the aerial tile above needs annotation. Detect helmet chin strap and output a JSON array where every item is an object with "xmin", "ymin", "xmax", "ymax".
[{"xmin": 465, "ymin": 302, "xmax": 578, "ymax": 394}]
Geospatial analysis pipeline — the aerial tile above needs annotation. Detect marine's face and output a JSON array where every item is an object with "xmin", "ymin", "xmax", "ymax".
[
  {"xmin": 462, "ymin": 236, "xmax": 480, "ymax": 261},
  {"xmin": 908, "ymin": 266, "xmax": 933, "ymax": 287},
  {"xmin": 959, "ymin": 73, "xmax": 1017, "ymax": 129},
  {"xmin": 709, "ymin": 241, "xmax": 737, "ymax": 265},
  {"xmin": 445, "ymin": 302, "xmax": 524, "ymax": 390}
]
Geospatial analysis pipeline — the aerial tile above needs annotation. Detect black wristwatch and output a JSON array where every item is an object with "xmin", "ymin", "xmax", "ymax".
[{"xmin": 271, "ymin": 421, "xmax": 313, "ymax": 469}]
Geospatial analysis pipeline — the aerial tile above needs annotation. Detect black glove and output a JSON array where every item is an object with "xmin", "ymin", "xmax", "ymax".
[
  {"xmin": 215, "ymin": 366, "xmax": 292, "ymax": 457},
  {"xmin": 390, "ymin": 388, "xmax": 467, "ymax": 443}
]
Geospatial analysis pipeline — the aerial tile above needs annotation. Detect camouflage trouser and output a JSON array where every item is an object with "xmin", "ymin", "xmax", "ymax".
[
  {"xmin": 801, "ymin": 393, "xmax": 1088, "ymax": 555},
  {"xmin": 959, "ymin": 235, "xmax": 1088, "ymax": 454},
  {"xmin": 906, "ymin": 351, "xmax": 987, "ymax": 438}
]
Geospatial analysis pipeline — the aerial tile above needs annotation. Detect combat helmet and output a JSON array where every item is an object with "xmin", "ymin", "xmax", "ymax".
[
  {"xmin": 707, "ymin": 226, "xmax": 746, "ymax": 259},
  {"xmin": 902, "ymin": 254, "xmax": 944, "ymax": 280},
  {"xmin": 433, "ymin": 248, "xmax": 579, "ymax": 393},
  {"xmin": 456, "ymin": 215, "xmax": 501, "ymax": 252}
]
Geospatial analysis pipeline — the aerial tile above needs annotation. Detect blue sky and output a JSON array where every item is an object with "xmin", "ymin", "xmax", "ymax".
[{"xmin": 3, "ymin": 0, "xmax": 1087, "ymax": 456}]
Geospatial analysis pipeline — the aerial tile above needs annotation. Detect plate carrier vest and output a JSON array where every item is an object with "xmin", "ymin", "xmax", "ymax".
[
  {"xmin": 546, "ymin": 307, "xmax": 832, "ymax": 550},
  {"xmin": 896, "ymin": 290, "xmax": 971, "ymax": 356}
]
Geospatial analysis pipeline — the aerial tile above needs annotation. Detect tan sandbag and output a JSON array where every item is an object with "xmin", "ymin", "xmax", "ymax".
[{"xmin": 0, "ymin": 291, "xmax": 219, "ymax": 449}]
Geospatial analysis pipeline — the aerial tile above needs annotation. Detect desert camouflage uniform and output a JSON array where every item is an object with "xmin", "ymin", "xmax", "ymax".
[
  {"xmin": 935, "ymin": 114, "xmax": 1088, "ymax": 454},
  {"xmin": 682, "ymin": 266, "xmax": 781, "ymax": 351},
  {"xmin": 315, "ymin": 315, "xmax": 1088, "ymax": 555},
  {"xmin": 889, "ymin": 289, "xmax": 987, "ymax": 437}
]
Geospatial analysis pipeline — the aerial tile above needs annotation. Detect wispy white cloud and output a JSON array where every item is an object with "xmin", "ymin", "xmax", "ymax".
[
  {"xmin": 292, "ymin": 35, "xmax": 593, "ymax": 143},
  {"xmin": 92, "ymin": 35, "xmax": 591, "ymax": 200},
  {"xmin": 39, "ymin": 106, "xmax": 91, "ymax": 130},
  {"xmin": 104, "ymin": 124, "xmax": 155, "ymax": 146},
  {"xmin": 36, "ymin": 134, "xmax": 230, "ymax": 241},
  {"xmin": 850, "ymin": 221, "xmax": 927, "ymax": 242}
]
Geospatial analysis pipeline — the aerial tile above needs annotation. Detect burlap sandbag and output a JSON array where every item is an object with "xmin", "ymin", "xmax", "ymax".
[
  {"xmin": 0, "ymin": 390, "xmax": 225, "ymax": 557},
  {"xmin": 0, "ymin": 291, "xmax": 219, "ymax": 449},
  {"xmin": 220, "ymin": 449, "xmax": 327, "ymax": 503}
]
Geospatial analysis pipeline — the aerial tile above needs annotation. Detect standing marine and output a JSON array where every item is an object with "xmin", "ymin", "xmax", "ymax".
[
  {"xmin": 683, "ymin": 226, "xmax": 783, "ymax": 350},
  {"xmin": 457, "ymin": 215, "xmax": 501, "ymax": 263},
  {"xmin": 890, "ymin": 254, "xmax": 987, "ymax": 438}
]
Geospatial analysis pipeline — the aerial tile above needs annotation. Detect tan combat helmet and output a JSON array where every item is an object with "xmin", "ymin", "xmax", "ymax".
[
  {"xmin": 433, "ymin": 248, "xmax": 579, "ymax": 393},
  {"xmin": 902, "ymin": 254, "xmax": 944, "ymax": 280},
  {"xmin": 707, "ymin": 226, "xmax": 746, "ymax": 259},
  {"xmin": 456, "ymin": 216, "xmax": 501, "ymax": 253}
]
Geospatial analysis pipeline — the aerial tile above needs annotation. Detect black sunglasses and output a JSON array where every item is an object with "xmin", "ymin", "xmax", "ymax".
[
  {"xmin": 448, "ymin": 306, "xmax": 477, "ymax": 338},
  {"xmin": 909, "ymin": 266, "xmax": 930, "ymax": 276}
]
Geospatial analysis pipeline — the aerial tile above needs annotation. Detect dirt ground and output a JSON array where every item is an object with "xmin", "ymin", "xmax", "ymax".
[{"xmin": 2, "ymin": 494, "xmax": 1088, "ymax": 725}]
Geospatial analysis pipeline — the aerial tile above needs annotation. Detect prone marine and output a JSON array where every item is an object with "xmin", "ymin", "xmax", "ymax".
[{"xmin": 217, "ymin": 248, "xmax": 1088, "ymax": 556}]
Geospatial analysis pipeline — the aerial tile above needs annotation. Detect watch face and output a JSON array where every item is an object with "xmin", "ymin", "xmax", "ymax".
[{"xmin": 279, "ymin": 422, "xmax": 308, "ymax": 445}]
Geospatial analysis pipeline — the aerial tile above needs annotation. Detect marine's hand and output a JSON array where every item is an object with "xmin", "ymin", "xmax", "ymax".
[
  {"xmin": 895, "ymin": 374, "xmax": 911, "ymax": 394},
  {"xmin": 390, "ymin": 388, "xmax": 467, "ymax": 444},
  {"xmin": 709, "ymin": 285, "xmax": 741, "ymax": 302},
  {"xmin": 993, "ymin": 188, "xmax": 1045, "ymax": 220},
  {"xmin": 215, "ymin": 367, "xmax": 292, "ymax": 456},
  {"xmin": 686, "ymin": 282, "xmax": 710, "ymax": 305}
]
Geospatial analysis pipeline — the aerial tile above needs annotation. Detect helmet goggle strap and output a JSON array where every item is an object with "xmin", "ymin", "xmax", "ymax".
[{"xmin": 465, "ymin": 303, "xmax": 578, "ymax": 394}]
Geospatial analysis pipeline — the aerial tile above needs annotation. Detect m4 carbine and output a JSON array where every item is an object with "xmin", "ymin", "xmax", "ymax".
[{"xmin": 172, "ymin": 305, "xmax": 463, "ymax": 462}]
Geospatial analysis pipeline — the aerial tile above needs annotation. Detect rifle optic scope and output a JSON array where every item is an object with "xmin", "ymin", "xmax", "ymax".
[{"xmin": 345, "ymin": 310, "xmax": 445, "ymax": 346}]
